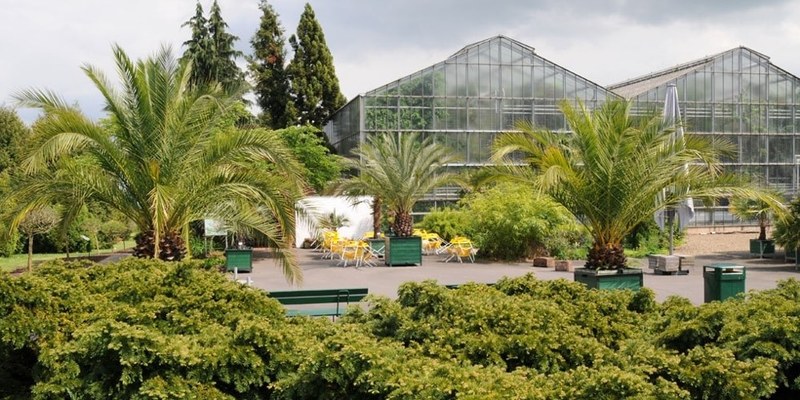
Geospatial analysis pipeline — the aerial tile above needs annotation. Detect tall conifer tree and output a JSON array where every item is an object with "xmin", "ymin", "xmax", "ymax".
[
  {"xmin": 181, "ymin": 2, "xmax": 214, "ymax": 88},
  {"xmin": 181, "ymin": 1, "xmax": 243, "ymax": 91},
  {"xmin": 207, "ymin": 0, "xmax": 244, "ymax": 90},
  {"xmin": 287, "ymin": 3, "xmax": 346, "ymax": 127},
  {"xmin": 249, "ymin": 0, "xmax": 294, "ymax": 129}
]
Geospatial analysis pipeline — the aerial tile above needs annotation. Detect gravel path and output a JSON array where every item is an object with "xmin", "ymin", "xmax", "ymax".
[{"xmin": 675, "ymin": 231, "xmax": 767, "ymax": 257}]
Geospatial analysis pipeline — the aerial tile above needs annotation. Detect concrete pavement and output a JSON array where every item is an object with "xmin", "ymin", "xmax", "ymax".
[{"xmin": 237, "ymin": 248, "xmax": 800, "ymax": 305}]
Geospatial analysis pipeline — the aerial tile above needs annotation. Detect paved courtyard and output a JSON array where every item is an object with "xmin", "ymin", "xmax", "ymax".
[{"xmin": 237, "ymin": 247, "xmax": 800, "ymax": 305}]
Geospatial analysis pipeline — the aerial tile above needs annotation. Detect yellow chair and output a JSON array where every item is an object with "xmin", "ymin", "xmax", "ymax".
[
  {"xmin": 445, "ymin": 237, "xmax": 477, "ymax": 263},
  {"xmin": 337, "ymin": 240, "xmax": 363, "ymax": 267},
  {"xmin": 320, "ymin": 231, "xmax": 340, "ymax": 259},
  {"xmin": 421, "ymin": 233, "xmax": 444, "ymax": 255}
]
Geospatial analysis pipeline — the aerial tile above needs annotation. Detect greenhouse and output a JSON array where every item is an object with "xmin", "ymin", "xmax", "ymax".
[
  {"xmin": 323, "ymin": 35, "xmax": 618, "ymax": 164},
  {"xmin": 323, "ymin": 36, "xmax": 800, "ymax": 226},
  {"xmin": 610, "ymin": 46, "xmax": 800, "ymax": 226}
]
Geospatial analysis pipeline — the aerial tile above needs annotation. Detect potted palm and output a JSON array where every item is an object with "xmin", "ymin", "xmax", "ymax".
[
  {"xmin": 336, "ymin": 132, "xmax": 460, "ymax": 266},
  {"xmin": 491, "ymin": 100, "xmax": 782, "ymax": 290},
  {"xmin": 730, "ymin": 192, "xmax": 783, "ymax": 258}
]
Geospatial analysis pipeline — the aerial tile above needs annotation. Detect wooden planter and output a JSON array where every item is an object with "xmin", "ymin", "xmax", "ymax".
[
  {"xmin": 573, "ymin": 268, "xmax": 643, "ymax": 291},
  {"xmin": 749, "ymin": 239, "xmax": 775, "ymax": 258},
  {"xmin": 384, "ymin": 236, "xmax": 422, "ymax": 267}
]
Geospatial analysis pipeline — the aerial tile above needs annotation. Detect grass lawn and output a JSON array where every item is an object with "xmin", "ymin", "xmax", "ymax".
[{"xmin": 0, "ymin": 243, "xmax": 130, "ymax": 273}]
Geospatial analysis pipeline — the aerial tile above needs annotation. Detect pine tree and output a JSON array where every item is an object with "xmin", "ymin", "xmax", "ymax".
[
  {"xmin": 287, "ymin": 3, "xmax": 346, "ymax": 127},
  {"xmin": 181, "ymin": 1, "xmax": 244, "ymax": 91},
  {"xmin": 249, "ymin": 0, "xmax": 294, "ymax": 129},
  {"xmin": 181, "ymin": 2, "xmax": 214, "ymax": 88},
  {"xmin": 207, "ymin": 0, "xmax": 244, "ymax": 90}
]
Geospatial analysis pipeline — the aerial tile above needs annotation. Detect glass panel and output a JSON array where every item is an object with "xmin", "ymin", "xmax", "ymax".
[
  {"xmin": 456, "ymin": 64, "xmax": 467, "ymax": 97},
  {"xmin": 740, "ymin": 135, "xmax": 767, "ymax": 163},
  {"xmin": 445, "ymin": 63, "xmax": 457, "ymax": 96},
  {"xmin": 716, "ymin": 103, "xmax": 736, "ymax": 132},
  {"xmin": 768, "ymin": 136, "xmax": 793, "ymax": 163},
  {"xmin": 769, "ymin": 105, "xmax": 793, "ymax": 133},
  {"xmin": 467, "ymin": 64, "xmax": 479, "ymax": 97},
  {"xmin": 743, "ymin": 104, "xmax": 767, "ymax": 133},
  {"xmin": 479, "ymin": 64, "xmax": 491, "ymax": 96},
  {"xmin": 512, "ymin": 65, "xmax": 524, "ymax": 98},
  {"xmin": 768, "ymin": 165, "xmax": 793, "ymax": 192},
  {"xmin": 522, "ymin": 65, "xmax": 533, "ymax": 98}
]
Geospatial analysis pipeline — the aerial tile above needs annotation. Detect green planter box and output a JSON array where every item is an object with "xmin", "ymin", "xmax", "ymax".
[
  {"xmin": 366, "ymin": 238, "xmax": 386, "ymax": 255},
  {"xmin": 573, "ymin": 268, "xmax": 643, "ymax": 291},
  {"xmin": 749, "ymin": 239, "xmax": 775, "ymax": 258},
  {"xmin": 384, "ymin": 236, "xmax": 422, "ymax": 267},
  {"xmin": 703, "ymin": 263, "xmax": 745, "ymax": 302},
  {"xmin": 225, "ymin": 249, "xmax": 253, "ymax": 273}
]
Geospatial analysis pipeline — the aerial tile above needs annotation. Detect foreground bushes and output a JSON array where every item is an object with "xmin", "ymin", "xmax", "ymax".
[{"xmin": 2, "ymin": 259, "xmax": 799, "ymax": 398}]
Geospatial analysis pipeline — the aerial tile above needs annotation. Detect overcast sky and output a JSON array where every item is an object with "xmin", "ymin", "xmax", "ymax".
[{"xmin": 3, "ymin": 0, "xmax": 800, "ymax": 123}]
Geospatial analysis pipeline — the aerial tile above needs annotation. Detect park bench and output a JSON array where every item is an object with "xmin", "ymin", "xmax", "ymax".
[{"xmin": 267, "ymin": 288, "xmax": 369, "ymax": 318}]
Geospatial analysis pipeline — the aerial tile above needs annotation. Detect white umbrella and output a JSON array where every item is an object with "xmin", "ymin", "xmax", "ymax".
[{"xmin": 654, "ymin": 83, "xmax": 695, "ymax": 254}]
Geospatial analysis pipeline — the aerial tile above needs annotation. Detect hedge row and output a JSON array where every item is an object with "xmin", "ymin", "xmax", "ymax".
[{"xmin": 2, "ymin": 259, "xmax": 799, "ymax": 399}]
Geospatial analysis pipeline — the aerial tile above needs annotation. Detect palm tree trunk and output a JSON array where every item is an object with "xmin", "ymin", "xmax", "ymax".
[
  {"xmin": 372, "ymin": 196, "xmax": 381, "ymax": 238},
  {"xmin": 586, "ymin": 241, "xmax": 627, "ymax": 270},
  {"xmin": 392, "ymin": 211, "xmax": 414, "ymax": 237}
]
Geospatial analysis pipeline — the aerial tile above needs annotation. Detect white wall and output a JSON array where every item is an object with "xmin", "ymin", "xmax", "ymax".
[{"xmin": 295, "ymin": 196, "xmax": 373, "ymax": 247}]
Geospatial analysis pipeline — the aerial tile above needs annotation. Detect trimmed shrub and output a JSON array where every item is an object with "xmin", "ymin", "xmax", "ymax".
[{"xmin": 460, "ymin": 182, "xmax": 589, "ymax": 260}]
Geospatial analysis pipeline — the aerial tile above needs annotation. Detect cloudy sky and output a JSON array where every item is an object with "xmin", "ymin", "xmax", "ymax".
[{"xmin": 2, "ymin": 0, "xmax": 800, "ymax": 123}]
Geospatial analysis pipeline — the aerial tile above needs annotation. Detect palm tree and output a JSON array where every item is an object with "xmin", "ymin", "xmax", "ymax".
[
  {"xmin": 10, "ymin": 45, "xmax": 305, "ymax": 282},
  {"xmin": 491, "ymin": 99, "xmax": 781, "ymax": 270},
  {"xmin": 730, "ymin": 190, "xmax": 785, "ymax": 241},
  {"xmin": 336, "ymin": 132, "xmax": 460, "ymax": 237}
]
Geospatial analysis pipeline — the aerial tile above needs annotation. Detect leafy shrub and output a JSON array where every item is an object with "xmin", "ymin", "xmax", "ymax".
[
  {"xmin": 5, "ymin": 259, "xmax": 800, "ymax": 398},
  {"xmin": 460, "ymin": 182, "xmax": 589, "ymax": 260},
  {"xmin": 416, "ymin": 207, "xmax": 470, "ymax": 241},
  {"xmin": 0, "ymin": 258, "xmax": 303, "ymax": 399}
]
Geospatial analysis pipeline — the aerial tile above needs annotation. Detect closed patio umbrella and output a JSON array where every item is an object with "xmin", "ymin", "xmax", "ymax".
[{"xmin": 654, "ymin": 83, "xmax": 695, "ymax": 254}]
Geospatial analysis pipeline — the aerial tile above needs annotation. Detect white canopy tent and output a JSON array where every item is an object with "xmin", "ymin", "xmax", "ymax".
[{"xmin": 295, "ymin": 196, "xmax": 373, "ymax": 248}]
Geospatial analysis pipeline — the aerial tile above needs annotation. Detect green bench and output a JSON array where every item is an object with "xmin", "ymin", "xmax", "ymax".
[{"xmin": 268, "ymin": 288, "xmax": 369, "ymax": 317}]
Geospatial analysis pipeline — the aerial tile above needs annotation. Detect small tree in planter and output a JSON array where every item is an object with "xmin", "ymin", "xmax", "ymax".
[
  {"xmin": 490, "ymin": 100, "xmax": 782, "ymax": 288},
  {"xmin": 336, "ymin": 132, "xmax": 460, "ymax": 265},
  {"xmin": 730, "ymin": 190, "xmax": 785, "ymax": 258}
]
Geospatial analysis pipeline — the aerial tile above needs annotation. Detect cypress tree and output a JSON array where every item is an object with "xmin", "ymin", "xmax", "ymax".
[
  {"xmin": 287, "ymin": 3, "xmax": 346, "ymax": 127},
  {"xmin": 249, "ymin": 0, "xmax": 294, "ymax": 129},
  {"xmin": 207, "ymin": 0, "xmax": 244, "ymax": 91},
  {"xmin": 181, "ymin": 2, "xmax": 215, "ymax": 88}
]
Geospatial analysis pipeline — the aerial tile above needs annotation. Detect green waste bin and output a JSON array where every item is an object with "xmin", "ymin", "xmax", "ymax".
[
  {"xmin": 703, "ymin": 263, "xmax": 745, "ymax": 302},
  {"xmin": 225, "ymin": 248, "xmax": 253, "ymax": 273}
]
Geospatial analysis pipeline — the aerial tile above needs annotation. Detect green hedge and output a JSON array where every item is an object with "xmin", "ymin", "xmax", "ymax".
[{"xmin": 2, "ymin": 259, "xmax": 799, "ymax": 398}]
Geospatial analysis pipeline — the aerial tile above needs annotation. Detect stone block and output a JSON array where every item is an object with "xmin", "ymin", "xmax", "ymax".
[
  {"xmin": 555, "ymin": 260, "xmax": 572, "ymax": 271},
  {"xmin": 533, "ymin": 257, "xmax": 555, "ymax": 268}
]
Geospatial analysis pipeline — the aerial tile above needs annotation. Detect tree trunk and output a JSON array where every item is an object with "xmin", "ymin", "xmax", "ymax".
[
  {"xmin": 27, "ymin": 235, "xmax": 33, "ymax": 272},
  {"xmin": 585, "ymin": 241, "xmax": 627, "ymax": 270},
  {"xmin": 392, "ymin": 211, "xmax": 414, "ymax": 237},
  {"xmin": 372, "ymin": 196, "xmax": 382, "ymax": 238},
  {"xmin": 759, "ymin": 221, "xmax": 767, "ymax": 241}
]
